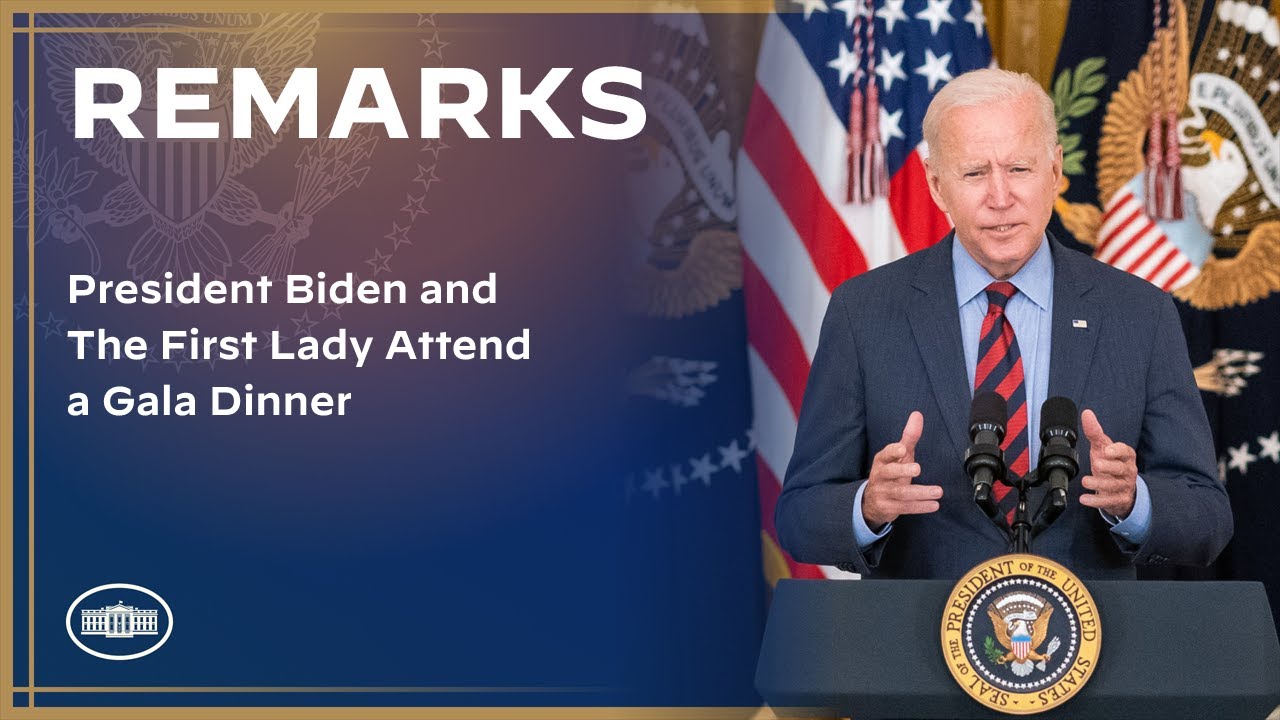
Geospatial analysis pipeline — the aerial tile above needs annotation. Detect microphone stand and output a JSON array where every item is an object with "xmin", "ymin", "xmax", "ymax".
[
  {"xmin": 1006, "ymin": 469, "xmax": 1037, "ymax": 554},
  {"xmin": 1000, "ymin": 467, "xmax": 1071, "ymax": 553}
]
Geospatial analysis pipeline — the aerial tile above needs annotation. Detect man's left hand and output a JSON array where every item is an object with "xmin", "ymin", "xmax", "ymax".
[{"xmin": 1079, "ymin": 409, "xmax": 1138, "ymax": 518}]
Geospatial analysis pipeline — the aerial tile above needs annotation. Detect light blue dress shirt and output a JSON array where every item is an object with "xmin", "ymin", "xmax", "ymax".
[{"xmin": 852, "ymin": 236, "xmax": 1151, "ymax": 548}]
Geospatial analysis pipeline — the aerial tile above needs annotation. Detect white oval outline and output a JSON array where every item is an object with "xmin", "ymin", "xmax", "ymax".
[{"xmin": 65, "ymin": 583, "xmax": 174, "ymax": 661}]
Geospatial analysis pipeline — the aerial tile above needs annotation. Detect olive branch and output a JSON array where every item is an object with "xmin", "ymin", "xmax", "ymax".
[
  {"xmin": 1052, "ymin": 57, "xmax": 1107, "ymax": 176},
  {"xmin": 983, "ymin": 636, "xmax": 1004, "ymax": 665}
]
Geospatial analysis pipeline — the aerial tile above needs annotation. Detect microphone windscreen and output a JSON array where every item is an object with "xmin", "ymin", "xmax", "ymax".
[
  {"xmin": 970, "ymin": 391, "xmax": 1007, "ymax": 428},
  {"xmin": 1040, "ymin": 396, "xmax": 1078, "ymax": 435}
]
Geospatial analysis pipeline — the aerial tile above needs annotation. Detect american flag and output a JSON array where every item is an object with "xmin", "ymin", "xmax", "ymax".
[{"xmin": 739, "ymin": 0, "xmax": 993, "ymax": 580}]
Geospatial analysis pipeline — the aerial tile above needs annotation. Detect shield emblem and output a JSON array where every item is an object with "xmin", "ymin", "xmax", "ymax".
[
  {"xmin": 124, "ymin": 105, "xmax": 231, "ymax": 223},
  {"xmin": 1012, "ymin": 631, "xmax": 1031, "ymax": 661}
]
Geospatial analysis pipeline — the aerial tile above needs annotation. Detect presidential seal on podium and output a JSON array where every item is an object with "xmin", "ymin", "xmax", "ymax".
[{"xmin": 941, "ymin": 554, "xmax": 1102, "ymax": 715}]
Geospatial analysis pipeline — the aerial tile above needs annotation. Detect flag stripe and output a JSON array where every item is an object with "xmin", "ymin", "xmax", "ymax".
[
  {"xmin": 889, "ymin": 147, "xmax": 952, "ymax": 254},
  {"xmin": 744, "ymin": 257, "xmax": 812, "ymax": 416},
  {"xmin": 1097, "ymin": 199, "xmax": 1144, "ymax": 260},
  {"xmin": 1099, "ymin": 212, "xmax": 1155, "ymax": 265},
  {"xmin": 747, "ymin": 347, "xmax": 799, "ymax": 485},
  {"xmin": 1124, "ymin": 234, "xmax": 1174, "ymax": 276},
  {"xmin": 1160, "ymin": 262, "xmax": 1196, "ymax": 291},
  {"xmin": 1110, "ymin": 225, "xmax": 1162, "ymax": 271},
  {"xmin": 738, "ymin": 155, "xmax": 829, "ymax": 359},
  {"xmin": 754, "ymin": 14, "xmax": 910, "ymax": 268},
  {"xmin": 742, "ymin": 84, "xmax": 869, "ymax": 290}
]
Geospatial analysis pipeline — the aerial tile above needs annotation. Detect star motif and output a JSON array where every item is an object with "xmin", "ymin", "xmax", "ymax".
[
  {"xmin": 421, "ymin": 137, "xmax": 450, "ymax": 158},
  {"xmin": 915, "ymin": 0, "xmax": 955, "ymax": 36},
  {"xmin": 915, "ymin": 47, "xmax": 954, "ymax": 92},
  {"xmin": 876, "ymin": 0, "xmax": 908, "ymax": 33},
  {"xmin": 401, "ymin": 193, "xmax": 429, "ymax": 222},
  {"xmin": 322, "ymin": 302, "xmax": 344, "ymax": 321},
  {"xmin": 718, "ymin": 440, "xmax": 749, "ymax": 473},
  {"xmin": 827, "ymin": 42, "xmax": 862, "ymax": 87},
  {"xmin": 670, "ymin": 464, "xmax": 691, "ymax": 495},
  {"xmin": 291, "ymin": 311, "xmax": 319, "ymax": 338},
  {"xmin": 880, "ymin": 107, "xmax": 905, "ymax": 143},
  {"xmin": 963, "ymin": 0, "xmax": 987, "ymax": 37},
  {"xmin": 791, "ymin": 0, "xmax": 828, "ymax": 21},
  {"xmin": 876, "ymin": 48, "xmax": 907, "ymax": 92},
  {"xmin": 15, "ymin": 294, "xmax": 31, "ymax": 321},
  {"xmin": 1258, "ymin": 432, "xmax": 1280, "ymax": 464},
  {"xmin": 416, "ymin": 13, "xmax": 436, "ymax": 27},
  {"xmin": 365, "ymin": 248, "xmax": 393, "ymax": 277},
  {"xmin": 1227, "ymin": 441, "xmax": 1258, "ymax": 475},
  {"xmin": 420, "ymin": 30, "xmax": 450, "ymax": 61},
  {"xmin": 690, "ymin": 454, "xmax": 717, "ymax": 486},
  {"xmin": 641, "ymin": 468, "xmax": 668, "ymax": 499},
  {"xmin": 165, "ymin": 352, "xmax": 189, "ymax": 374},
  {"xmin": 139, "ymin": 349, "xmax": 158, "ymax": 373},
  {"xmin": 384, "ymin": 221, "xmax": 413, "ymax": 250},
  {"xmin": 414, "ymin": 163, "xmax": 442, "ymax": 191},
  {"xmin": 832, "ymin": 0, "xmax": 869, "ymax": 27},
  {"xmin": 37, "ymin": 312, "xmax": 64, "ymax": 339}
]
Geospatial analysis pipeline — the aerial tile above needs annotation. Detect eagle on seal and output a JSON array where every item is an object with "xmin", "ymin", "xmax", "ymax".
[{"xmin": 987, "ymin": 594, "xmax": 1056, "ymax": 678}]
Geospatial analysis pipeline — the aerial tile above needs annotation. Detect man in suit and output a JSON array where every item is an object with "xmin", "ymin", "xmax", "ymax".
[{"xmin": 775, "ymin": 68, "xmax": 1232, "ymax": 580}]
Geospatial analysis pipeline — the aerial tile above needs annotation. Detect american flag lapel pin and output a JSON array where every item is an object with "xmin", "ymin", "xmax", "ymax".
[{"xmin": 1073, "ymin": 319, "xmax": 1088, "ymax": 329}]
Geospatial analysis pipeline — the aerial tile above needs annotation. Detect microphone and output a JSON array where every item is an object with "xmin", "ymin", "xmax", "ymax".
[
  {"xmin": 1034, "ymin": 396, "xmax": 1080, "ymax": 530},
  {"xmin": 965, "ymin": 391, "xmax": 1006, "ymax": 519}
]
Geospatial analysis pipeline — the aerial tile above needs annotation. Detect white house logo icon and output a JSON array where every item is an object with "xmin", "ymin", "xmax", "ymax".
[
  {"xmin": 66, "ymin": 583, "xmax": 173, "ymax": 660},
  {"xmin": 80, "ymin": 601, "xmax": 159, "ymax": 638}
]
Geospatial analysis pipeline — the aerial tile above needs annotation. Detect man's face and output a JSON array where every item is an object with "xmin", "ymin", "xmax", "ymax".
[{"xmin": 924, "ymin": 95, "xmax": 1062, "ymax": 280}]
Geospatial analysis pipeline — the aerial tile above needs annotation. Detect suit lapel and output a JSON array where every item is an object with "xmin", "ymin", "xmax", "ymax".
[
  {"xmin": 906, "ymin": 234, "xmax": 971, "ymax": 459},
  {"xmin": 1048, "ymin": 235, "xmax": 1100, "ymax": 404}
]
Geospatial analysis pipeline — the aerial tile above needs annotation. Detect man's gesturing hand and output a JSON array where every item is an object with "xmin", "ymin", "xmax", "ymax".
[
  {"xmin": 861, "ymin": 411, "xmax": 943, "ymax": 531},
  {"xmin": 1079, "ymin": 409, "xmax": 1138, "ymax": 518}
]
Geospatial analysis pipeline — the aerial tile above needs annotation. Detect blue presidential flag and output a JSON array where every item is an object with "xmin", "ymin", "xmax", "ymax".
[{"xmin": 1051, "ymin": 0, "xmax": 1280, "ymax": 623}]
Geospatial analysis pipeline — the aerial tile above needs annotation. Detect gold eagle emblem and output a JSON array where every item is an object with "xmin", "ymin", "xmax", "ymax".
[
  {"xmin": 1055, "ymin": 0, "xmax": 1280, "ymax": 311},
  {"xmin": 987, "ymin": 593, "xmax": 1060, "ymax": 677}
]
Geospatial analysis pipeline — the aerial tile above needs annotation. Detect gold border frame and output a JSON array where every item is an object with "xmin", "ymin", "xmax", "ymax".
[
  {"xmin": 941, "ymin": 554, "xmax": 1103, "ymax": 715},
  {"xmin": 0, "ymin": 2, "xmax": 771, "ymax": 718}
]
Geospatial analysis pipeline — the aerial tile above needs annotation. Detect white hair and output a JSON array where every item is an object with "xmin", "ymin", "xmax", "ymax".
[{"xmin": 922, "ymin": 68, "xmax": 1058, "ymax": 160}]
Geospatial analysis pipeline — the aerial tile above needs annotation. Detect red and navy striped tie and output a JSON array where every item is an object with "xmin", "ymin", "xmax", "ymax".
[{"xmin": 973, "ymin": 282, "xmax": 1028, "ymax": 525}]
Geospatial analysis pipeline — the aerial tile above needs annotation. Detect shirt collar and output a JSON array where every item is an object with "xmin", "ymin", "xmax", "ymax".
[{"xmin": 952, "ymin": 234, "xmax": 1053, "ymax": 311}]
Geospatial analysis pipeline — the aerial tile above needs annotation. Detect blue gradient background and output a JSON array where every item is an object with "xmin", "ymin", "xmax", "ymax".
[{"xmin": 8, "ymin": 11, "xmax": 764, "ymax": 710}]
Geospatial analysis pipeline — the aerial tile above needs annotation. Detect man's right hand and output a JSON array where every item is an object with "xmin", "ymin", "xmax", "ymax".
[{"xmin": 861, "ymin": 411, "xmax": 943, "ymax": 531}]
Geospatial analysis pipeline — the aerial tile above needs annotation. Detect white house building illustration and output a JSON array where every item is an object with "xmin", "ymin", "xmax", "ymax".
[{"xmin": 80, "ymin": 602, "xmax": 159, "ymax": 638}]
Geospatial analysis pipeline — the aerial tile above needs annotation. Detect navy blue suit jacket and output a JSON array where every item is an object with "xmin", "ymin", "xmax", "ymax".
[{"xmin": 776, "ymin": 234, "xmax": 1232, "ymax": 580}]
